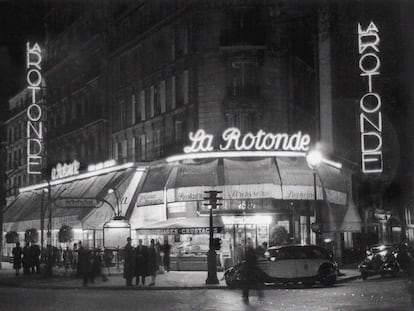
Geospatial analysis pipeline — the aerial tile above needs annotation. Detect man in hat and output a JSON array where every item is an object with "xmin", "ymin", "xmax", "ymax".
[{"xmin": 123, "ymin": 237, "xmax": 135, "ymax": 286}]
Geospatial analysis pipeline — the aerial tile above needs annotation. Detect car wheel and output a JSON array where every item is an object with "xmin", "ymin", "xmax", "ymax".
[
  {"xmin": 319, "ymin": 265, "xmax": 336, "ymax": 286},
  {"xmin": 361, "ymin": 272, "xmax": 368, "ymax": 280}
]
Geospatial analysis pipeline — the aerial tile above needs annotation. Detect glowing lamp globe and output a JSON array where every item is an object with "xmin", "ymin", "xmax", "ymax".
[{"xmin": 306, "ymin": 150, "xmax": 322, "ymax": 170}]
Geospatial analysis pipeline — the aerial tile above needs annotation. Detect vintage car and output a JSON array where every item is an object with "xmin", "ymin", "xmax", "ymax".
[
  {"xmin": 224, "ymin": 245, "xmax": 337, "ymax": 288},
  {"xmin": 359, "ymin": 243, "xmax": 414, "ymax": 280}
]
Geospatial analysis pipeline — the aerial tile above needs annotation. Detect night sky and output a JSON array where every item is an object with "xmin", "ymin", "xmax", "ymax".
[{"xmin": 0, "ymin": 0, "xmax": 46, "ymax": 119}]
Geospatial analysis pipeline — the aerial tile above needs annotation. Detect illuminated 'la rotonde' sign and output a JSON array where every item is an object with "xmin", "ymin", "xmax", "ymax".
[
  {"xmin": 358, "ymin": 22, "xmax": 382, "ymax": 174},
  {"xmin": 184, "ymin": 128, "xmax": 311, "ymax": 153},
  {"xmin": 26, "ymin": 42, "xmax": 43, "ymax": 175}
]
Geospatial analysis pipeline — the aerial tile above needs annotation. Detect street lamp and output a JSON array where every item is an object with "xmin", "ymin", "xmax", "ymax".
[
  {"xmin": 306, "ymin": 149, "xmax": 322, "ymax": 245},
  {"xmin": 41, "ymin": 182, "xmax": 54, "ymax": 276},
  {"xmin": 107, "ymin": 188, "xmax": 123, "ymax": 220},
  {"xmin": 204, "ymin": 190, "xmax": 222, "ymax": 285}
]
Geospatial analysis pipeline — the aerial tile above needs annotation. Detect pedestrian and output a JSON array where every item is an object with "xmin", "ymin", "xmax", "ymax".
[
  {"xmin": 135, "ymin": 239, "xmax": 148, "ymax": 286},
  {"xmin": 147, "ymin": 239, "xmax": 157, "ymax": 286},
  {"xmin": 162, "ymin": 239, "xmax": 171, "ymax": 272},
  {"xmin": 155, "ymin": 239, "xmax": 162, "ymax": 272},
  {"xmin": 242, "ymin": 238, "xmax": 264, "ymax": 304},
  {"xmin": 89, "ymin": 249, "xmax": 102, "ymax": 283},
  {"xmin": 123, "ymin": 237, "xmax": 135, "ymax": 286},
  {"xmin": 12, "ymin": 241, "xmax": 23, "ymax": 276},
  {"xmin": 22, "ymin": 241, "xmax": 31, "ymax": 275},
  {"xmin": 78, "ymin": 241, "xmax": 91, "ymax": 287},
  {"xmin": 30, "ymin": 240, "xmax": 41, "ymax": 274},
  {"xmin": 103, "ymin": 249, "xmax": 114, "ymax": 276},
  {"xmin": 63, "ymin": 246, "xmax": 72, "ymax": 276},
  {"xmin": 72, "ymin": 243, "xmax": 79, "ymax": 275}
]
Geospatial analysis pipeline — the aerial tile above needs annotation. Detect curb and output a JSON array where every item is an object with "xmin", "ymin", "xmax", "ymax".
[
  {"xmin": 336, "ymin": 275, "xmax": 361, "ymax": 284},
  {"xmin": 0, "ymin": 281, "xmax": 228, "ymax": 290},
  {"xmin": 0, "ymin": 275, "xmax": 359, "ymax": 290}
]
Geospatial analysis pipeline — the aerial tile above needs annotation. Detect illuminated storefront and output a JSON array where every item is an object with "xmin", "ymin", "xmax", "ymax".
[{"xmin": 127, "ymin": 128, "xmax": 361, "ymax": 269}]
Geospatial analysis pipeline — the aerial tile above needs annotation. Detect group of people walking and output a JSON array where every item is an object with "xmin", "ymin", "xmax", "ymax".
[
  {"xmin": 12, "ymin": 241, "xmax": 41, "ymax": 276},
  {"xmin": 123, "ymin": 238, "xmax": 171, "ymax": 287},
  {"xmin": 12, "ymin": 240, "xmax": 114, "ymax": 287}
]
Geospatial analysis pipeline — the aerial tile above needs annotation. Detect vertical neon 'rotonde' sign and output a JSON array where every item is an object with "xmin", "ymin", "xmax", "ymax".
[
  {"xmin": 358, "ymin": 22, "xmax": 383, "ymax": 174},
  {"xmin": 26, "ymin": 42, "xmax": 43, "ymax": 175}
]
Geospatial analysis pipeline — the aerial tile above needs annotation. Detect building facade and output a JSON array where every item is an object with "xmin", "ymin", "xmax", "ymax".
[
  {"xmin": 44, "ymin": 1, "xmax": 111, "ymax": 173},
  {"xmin": 3, "ymin": 0, "xmax": 414, "ymax": 268},
  {"xmin": 4, "ymin": 88, "xmax": 44, "ymax": 204}
]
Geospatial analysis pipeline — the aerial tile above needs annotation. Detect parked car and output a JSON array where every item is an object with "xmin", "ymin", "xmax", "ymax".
[
  {"xmin": 358, "ymin": 244, "xmax": 399, "ymax": 280},
  {"xmin": 224, "ymin": 245, "xmax": 337, "ymax": 288}
]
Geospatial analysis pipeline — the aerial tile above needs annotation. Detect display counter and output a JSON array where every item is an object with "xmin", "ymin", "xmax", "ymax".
[{"xmin": 170, "ymin": 253, "xmax": 222, "ymax": 271}]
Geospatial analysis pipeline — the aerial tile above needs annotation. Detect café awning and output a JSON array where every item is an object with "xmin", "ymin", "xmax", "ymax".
[
  {"xmin": 3, "ymin": 165, "xmax": 140, "ymax": 232},
  {"xmin": 135, "ymin": 157, "xmax": 347, "ymax": 206}
]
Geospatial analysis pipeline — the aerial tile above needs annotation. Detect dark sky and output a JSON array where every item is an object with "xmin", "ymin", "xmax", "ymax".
[{"xmin": 0, "ymin": 0, "xmax": 47, "ymax": 119}]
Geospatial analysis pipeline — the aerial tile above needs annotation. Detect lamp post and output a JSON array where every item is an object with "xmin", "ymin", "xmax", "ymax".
[
  {"xmin": 306, "ymin": 150, "xmax": 322, "ymax": 245},
  {"xmin": 44, "ymin": 181, "xmax": 53, "ymax": 276},
  {"xmin": 107, "ymin": 188, "xmax": 123, "ymax": 220},
  {"xmin": 204, "ymin": 190, "xmax": 222, "ymax": 285}
]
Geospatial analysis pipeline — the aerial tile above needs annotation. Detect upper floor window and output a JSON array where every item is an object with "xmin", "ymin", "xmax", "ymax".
[
  {"xmin": 154, "ymin": 84, "xmax": 161, "ymax": 115},
  {"xmin": 175, "ymin": 23, "xmax": 188, "ymax": 58},
  {"xmin": 131, "ymin": 94, "xmax": 136, "ymax": 125},
  {"xmin": 230, "ymin": 59, "xmax": 258, "ymax": 97},
  {"xmin": 120, "ymin": 55, "xmax": 127, "ymax": 87}
]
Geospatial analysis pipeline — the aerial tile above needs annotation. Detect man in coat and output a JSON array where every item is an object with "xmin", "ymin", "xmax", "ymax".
[
  {"xmin": 123, "ymin": 237, "xmax": 135, "ymax": 286},
  {"xmin": 162, "ymin": 239, "xmax": 171, "ymax": 272},
  {"xmin": 77, "ymin": 241, "xmax": 91, "ymax": 287},
  {"xmin": 148, "ymin": 239, "xmax": 157, "ymax": 286},
  {"xmin": 135, "ymin": 239, "xmax": 148, "ymax": 285},
  {"xmin": 242, "ymin": 238, "xmax": 264, "ymax": 303},
  {"xmin": 12, "ymin": 241, "xmax": 23, "ymax": 276},
  {"xmin": 30, "ymin": 240, "xmax": 41, "ymax": 274},
  {"xmin": 22, "ymin": 241, "xmax": 31, "ymax": 275}
]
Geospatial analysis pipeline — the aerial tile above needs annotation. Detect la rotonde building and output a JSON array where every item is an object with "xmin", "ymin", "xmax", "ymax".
[{"xmin": 3, "ymin": 0, "xmax": 414, "ymax": 269}]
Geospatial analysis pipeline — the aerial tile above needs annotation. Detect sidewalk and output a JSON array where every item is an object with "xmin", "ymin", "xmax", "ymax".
[{"xmin": 0, "ymin": 261, "xmax": 360, "ymax": 290}]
